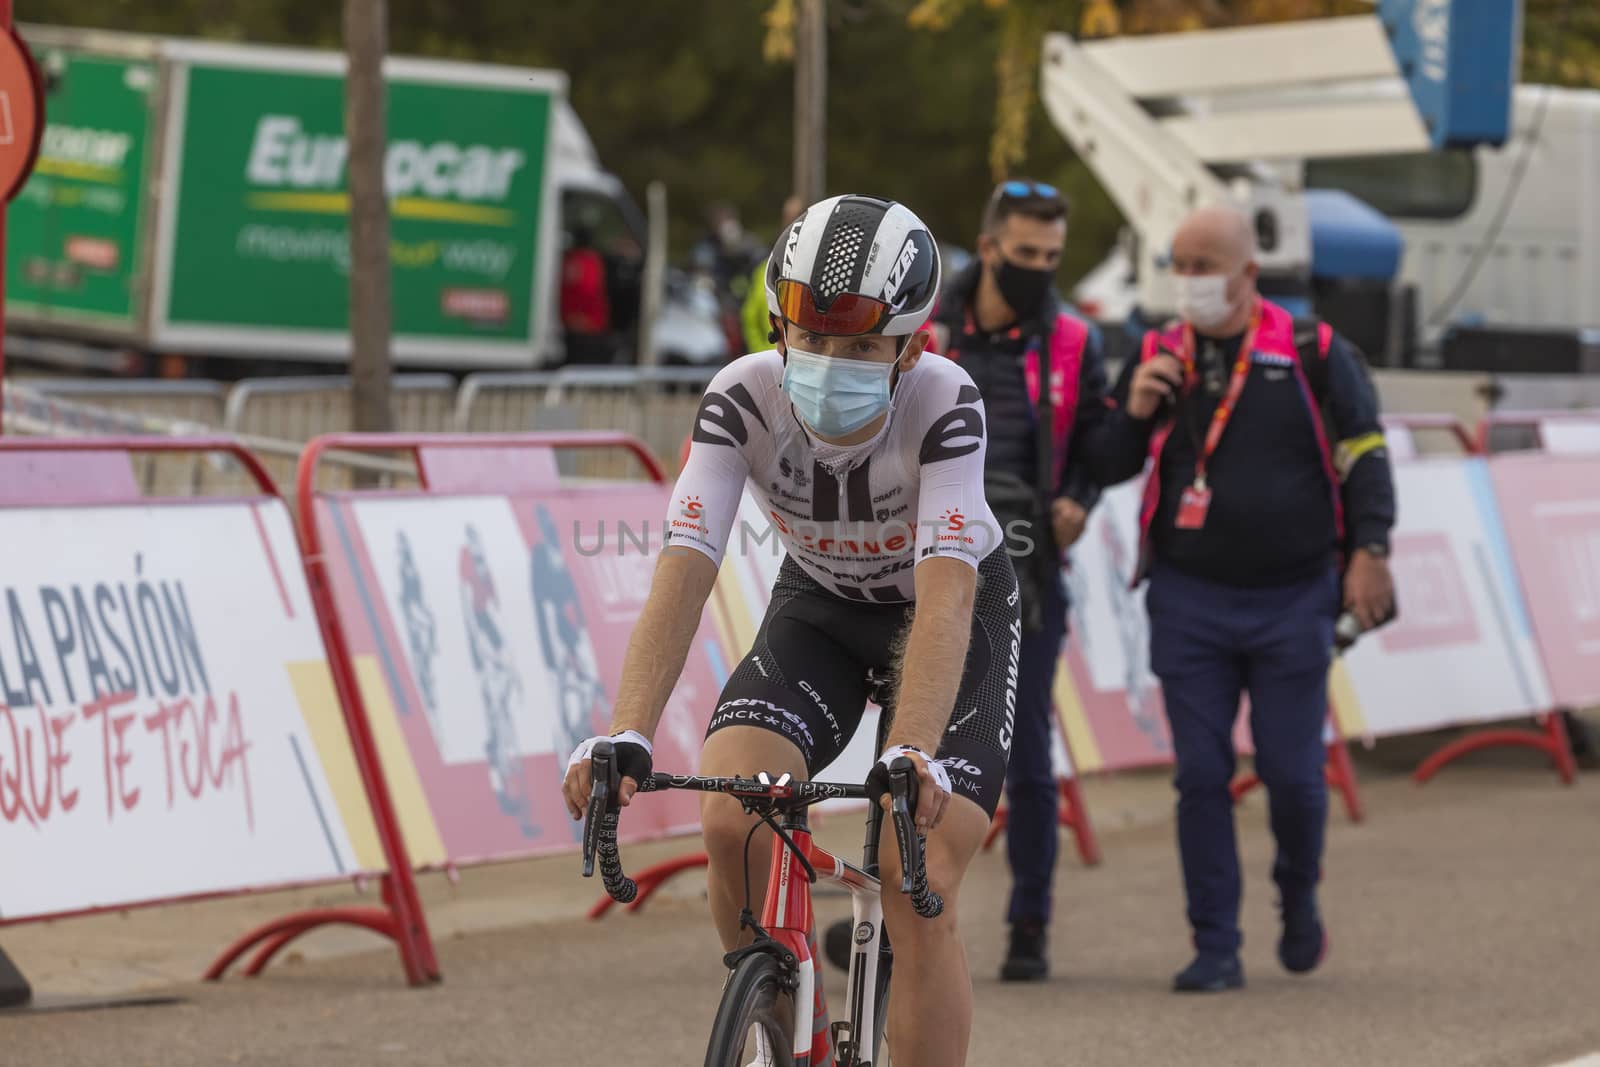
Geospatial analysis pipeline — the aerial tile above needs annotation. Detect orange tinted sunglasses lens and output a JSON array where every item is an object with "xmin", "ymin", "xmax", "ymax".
[{"xmin": 776, "ymin": 280, "xmax": 889, "ymax": 335}]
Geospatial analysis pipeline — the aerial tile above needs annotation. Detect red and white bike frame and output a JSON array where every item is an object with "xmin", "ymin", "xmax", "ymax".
[{"xmin": 763, "ymin": 824, "xmax": 887, "ymax": 1067}]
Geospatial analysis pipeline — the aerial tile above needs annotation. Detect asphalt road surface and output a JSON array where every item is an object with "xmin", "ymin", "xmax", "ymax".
[{"xmin": 3, "ymin": 750, "xmax": 1597, "ymax": 1067}]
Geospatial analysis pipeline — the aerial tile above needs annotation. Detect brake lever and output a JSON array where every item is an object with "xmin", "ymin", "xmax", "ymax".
[
  {"xmin": 888, "ymin": 758, "xmax": 921, "ymax": 895},
  {"xmin": 581, "ymin": 740, "xmax": 619, "ymax": 878},
  {"xmin": 888, "ymin": 755, "xmax": 945, "ymax": 918}
]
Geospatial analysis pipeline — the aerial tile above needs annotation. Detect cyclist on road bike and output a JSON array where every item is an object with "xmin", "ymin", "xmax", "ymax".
[{"xmin": 562, "ymin": 194, "xmax": 1021, "ymax": 1067}]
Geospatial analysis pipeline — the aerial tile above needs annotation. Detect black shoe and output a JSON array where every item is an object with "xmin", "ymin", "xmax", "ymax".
[
  {"xmin": 823, "ymin": 917, "xmax": 854, "ymax": 973},
  {"xmin": 1172, "ymin": 952, "xmax": 1244, "ymax": 992},
  {"xmin": 999, "ymin": 922, "xmax": 1049, "ymax": 982},
  {"xmin": 1278, "ymin": 905, "xmax": 1327, "ymax": 975}
]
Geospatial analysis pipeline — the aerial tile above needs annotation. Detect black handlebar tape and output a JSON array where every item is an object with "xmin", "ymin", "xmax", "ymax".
[
  {"xmin": 886, "ymin": 757, "xmax": 944, "ymax": 918},
  {"xmin": 582, "ymin": 742, "xmax": 638, "ymax": 903}
]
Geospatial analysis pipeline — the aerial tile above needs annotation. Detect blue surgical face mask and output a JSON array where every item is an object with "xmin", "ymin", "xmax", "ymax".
[{"xmin": 781, "ymin": 345, "xmax": 897, "ymax": 438}]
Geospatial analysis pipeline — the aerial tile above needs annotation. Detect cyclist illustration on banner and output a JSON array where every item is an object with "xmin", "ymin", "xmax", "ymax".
[
  {"xmin": 531, "ymin": 504, "xmax": 612, "ymax": 767},
  {"xmin": 396, "ymin": 531, "xmax": 443, "ymax": 738},
  {"xmin": 459, "ymin": 524, "xmax": 537, "ymax": 838}
]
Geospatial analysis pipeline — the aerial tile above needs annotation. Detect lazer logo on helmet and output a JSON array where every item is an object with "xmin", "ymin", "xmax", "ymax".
[
  {"xmin": 782, "ymin": 218, "xmax": 803, "ymax": 276},
  {"xmin": 880, "ymin": 237, "xmax": 920, "ymax": 304}
]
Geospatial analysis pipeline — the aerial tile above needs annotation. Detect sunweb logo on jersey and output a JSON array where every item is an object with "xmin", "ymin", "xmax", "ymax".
[
  {"xmin": 672, "ymin": 495, "xmax": 709, "ymax": 536},
  {"xmin": 937, "ymin": 508, "xmax": 980, "ymax": 549}
]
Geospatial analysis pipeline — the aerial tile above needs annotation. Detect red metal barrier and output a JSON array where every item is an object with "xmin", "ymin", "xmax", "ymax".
[
  {"xmin": 0, "ymin": 437, "xmax": 438, "ymax": 988},
  {"xmin": 977, "ymin": 703, "xmax": 1102, "ymax": 865},
  {"xmin": 1229, "ymin": 741, "xmax": 1365, "ymax": 823},
  {"xmin": 296, "ymin": 432, "xmax": 696, "ymax": 935},
  {"xmin": 1413, "ymin": 712, "xmax": 1577, "ymax": 787},
  {"xmin": 587, "ymin": 852, "xmax": 711, "ymax": 919},
  {"xmin": 1380, "ymin": 414, "xmax": 1480, "ymax": 455},
  {"xmin": 981, "ymin": 776, "xmax": 1103, "ymax": 867},
  {"xmin": 0, "ymin": 434, "xmax": 279, "ymax": 499},
  {"xmin": 1392, "ymin": 422, "xmax": 1590, "ymax": 788},
  {"xmin": 297, "ymin": 430, "xmax": 666, "ymax": 496},
  {"xmin": 1476, "ymin": 409, "xmax": 1600, "ymax": 454},
  {"xmin": 1368, "ymin": 419, "xmax": 1586, "ymax": 787}
]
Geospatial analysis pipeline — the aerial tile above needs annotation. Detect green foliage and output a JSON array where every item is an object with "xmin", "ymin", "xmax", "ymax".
[{"xmin": 22, "ymin": 0, "xmax": 1600, "ymax": 289}]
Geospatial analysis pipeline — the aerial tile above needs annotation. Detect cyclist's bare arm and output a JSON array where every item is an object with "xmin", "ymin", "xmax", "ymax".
[
  {"xmin": 559, "ymin": 375, "xmax": 755, "ymax": 821},
  {"xmin": 882, "ymin": 556, "xmax": 976, "ymax": 831},
  {"xmin": 560, "ymin": 546, "xmax": 718, "ymax": 818},
  {"xmin": 878, "ymin": 376, "xmax": 992, "ymax": 831}
]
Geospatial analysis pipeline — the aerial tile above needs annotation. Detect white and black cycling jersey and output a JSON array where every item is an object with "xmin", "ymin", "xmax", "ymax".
[{"xmin": 666, "ymin": 350, "xmax": 1000, "ymax": 603}]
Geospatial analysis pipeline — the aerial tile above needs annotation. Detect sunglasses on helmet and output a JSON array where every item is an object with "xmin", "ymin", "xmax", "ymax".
[
  {"xmin": 775, "ymin": 279, "xmax": 893, "ymax": 336},
  {"xmin": 995, "ymin": 179, "xmax": 1059, "ymax": 201}
]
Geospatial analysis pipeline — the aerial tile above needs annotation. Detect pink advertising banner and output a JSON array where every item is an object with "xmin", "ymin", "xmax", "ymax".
[
  {"xmin": 315, "ymin": 482, "xmax": 719, "ymax": 868},
  {"xmin": 1487, "ymin": 452, "xmax": 1600, "ymax": 707}
]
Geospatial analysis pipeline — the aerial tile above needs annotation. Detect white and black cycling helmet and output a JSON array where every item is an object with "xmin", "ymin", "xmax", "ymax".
[{"xmin": 764, "ymin": 194, "xmax": 941, "ymax": 337}]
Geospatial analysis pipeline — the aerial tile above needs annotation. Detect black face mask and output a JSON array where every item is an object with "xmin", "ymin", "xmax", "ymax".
[{"xmin": 992, "ymin": 258, "xmax": 1054, "ymax": 319}]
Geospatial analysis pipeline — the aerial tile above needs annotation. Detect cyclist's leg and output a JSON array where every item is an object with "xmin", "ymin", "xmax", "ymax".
[
  {"xmin": 876, "ymin": 549, "xmax": 1019, "ymax": 1066},
  {"xmin": 699, "ymin": 727, "xmax": 810, "ymax": 949},
  {"xmin": 699, "ymin": 560, "xmax": 879, "ymax": 950},
  {"xmin": 878, "ymin": 795, "xmax": 989, "ymax": 1065}
]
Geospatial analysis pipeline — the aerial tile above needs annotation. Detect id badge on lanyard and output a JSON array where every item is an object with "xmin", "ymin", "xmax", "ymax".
[
  {"xmin": 1176, "ymin": 479, "xmax": 1212, "ymax": 530},
  {"xmin": 1174, "ymin": 312, "xmax": 1259, "ymax": 531}
]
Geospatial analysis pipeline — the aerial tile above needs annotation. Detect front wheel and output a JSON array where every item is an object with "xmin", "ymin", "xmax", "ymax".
[{"xmin": 704, "ymin": 953, "xmax": 796, "ymax": 1067}]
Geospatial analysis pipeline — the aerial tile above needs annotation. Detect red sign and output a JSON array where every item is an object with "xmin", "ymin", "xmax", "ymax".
[{"xmin": 0, "ymin": 25, "xmax": 42, "ymax": 202}]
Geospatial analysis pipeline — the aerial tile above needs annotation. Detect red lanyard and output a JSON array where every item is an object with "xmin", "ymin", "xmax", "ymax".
[{"xmin": 1177, "ymin": 305, "xmax": 1260, "ymax": 490}]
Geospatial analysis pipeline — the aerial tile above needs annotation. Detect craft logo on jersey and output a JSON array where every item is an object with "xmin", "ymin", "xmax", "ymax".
[{"xmin": 880, "ymin": 236, "xmax": 919, "ymax": 304}]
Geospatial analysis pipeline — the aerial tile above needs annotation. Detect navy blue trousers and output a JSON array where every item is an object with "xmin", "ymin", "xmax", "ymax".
[
  {"xmin": 1146, "ymin": 563, "xmax": 1338, "ymax": 955},
  {"xmin": 1004, "ymin": 573, "xmax": 1067, "ymax": 926}
]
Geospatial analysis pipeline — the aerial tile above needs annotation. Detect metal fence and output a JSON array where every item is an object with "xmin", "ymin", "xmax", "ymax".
[
  {"xmin": 454, "ymin": 366, "xmax": 715, "ymax": 478},
  {"xmin": 3, "ymin": 382, "xmax": 418, "ymax": 502},
  {"xmin": 224, "ymin": 373, "xmax": 457, "ymax": 437},
  {"xmin": 21, "ymin": 378, "xmax": 228, "ymax": 427},
  {"xmin": 13, "ymin": 364, "xmax": 1593, "ymax": 479}
]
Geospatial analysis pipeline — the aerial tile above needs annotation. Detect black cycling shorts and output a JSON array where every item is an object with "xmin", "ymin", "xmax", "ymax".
[{"xmin": 705, "ymin": 549, "xmax": 1022, "ymax": 817}]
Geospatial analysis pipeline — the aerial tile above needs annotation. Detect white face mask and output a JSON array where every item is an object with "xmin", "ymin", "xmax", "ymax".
[{"xmin": 1175, "ymin": 273, "xmax": 1236, "ymax": 332}]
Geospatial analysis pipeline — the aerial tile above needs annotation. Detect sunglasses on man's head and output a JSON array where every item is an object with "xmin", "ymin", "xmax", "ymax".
[{"xmin": 996, "ymin": 180, "xmax": 1059, "ymax": 200}]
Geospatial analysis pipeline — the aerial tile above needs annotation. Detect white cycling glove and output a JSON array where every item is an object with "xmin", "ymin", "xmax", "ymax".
[
  {"xmin": 567, "ymin": 730, "xmax": 654, "ymax": 784},
  {"xmin": 867, "ymin": 744, "xmax": 952, "ymax": 809}
]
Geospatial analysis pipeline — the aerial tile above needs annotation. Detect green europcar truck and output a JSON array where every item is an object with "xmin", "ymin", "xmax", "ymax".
[{"xmin": 9, "ymin": 26, "xmax": 645, "ymax": 371}]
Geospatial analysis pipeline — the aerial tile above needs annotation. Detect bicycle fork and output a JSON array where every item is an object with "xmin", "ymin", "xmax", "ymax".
[
  {"xmin": 834, "ymin": 799, "xmax": 892, "ymax": 1067},
  {"xmin": 834, "ymin": 890, "xmax": 888, "ymax": 1066}
]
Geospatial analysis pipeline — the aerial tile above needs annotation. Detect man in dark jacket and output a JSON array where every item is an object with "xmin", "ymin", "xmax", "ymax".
[
  {"xmin": 1098, "ymin": 205, "xmax": 1396, "ymax": 993},
  {"xmin": 932, "ymin": 179, "xmax": 1113, "ymax": 981}
]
